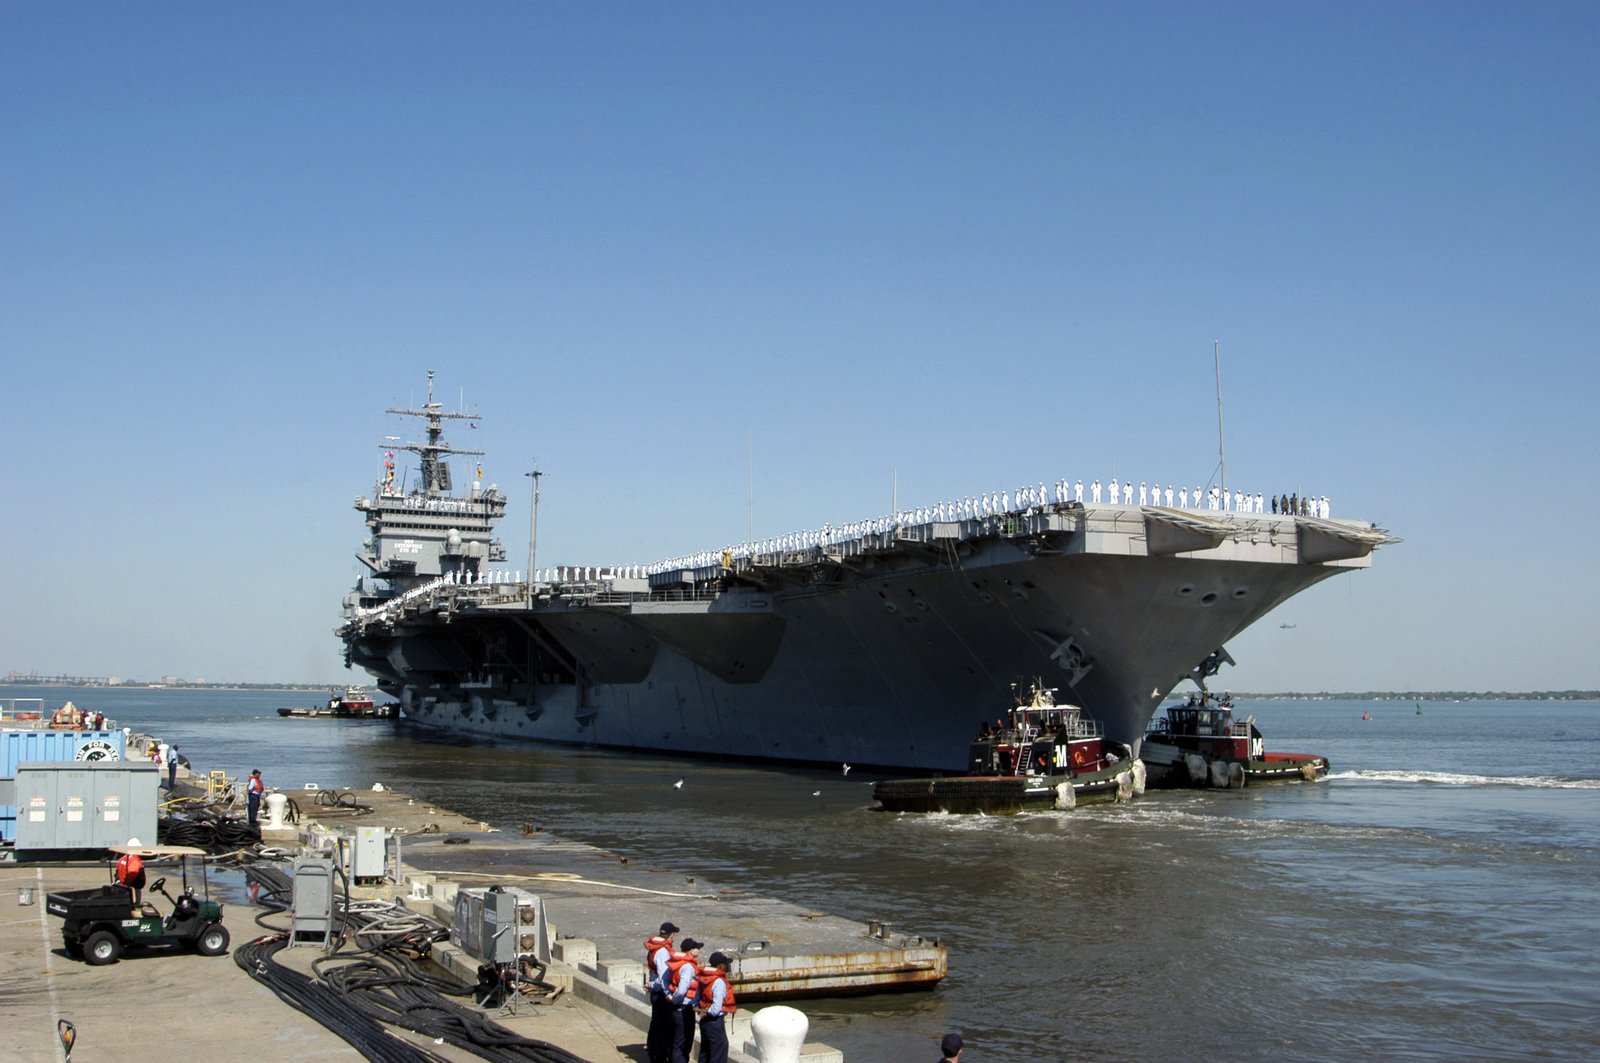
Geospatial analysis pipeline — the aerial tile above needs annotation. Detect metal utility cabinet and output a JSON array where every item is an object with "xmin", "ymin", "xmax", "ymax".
[
  {"xmin": 452, "ymin": 885, "xmax": 549, "ymax": 966},
  {"xmin": 11, "ymin": 761, "xmax": 159, "ymax": 851},
  {"xmin": 350, "ymin": 826, "xmax": 387, "ymax": 881},
  {"xmin": 290, "ymin": 856, "xmax": 337, "ymax": 947},
  {"xmin": 1, "ymin": 729, "xmax": 128, "ymax": 843}
]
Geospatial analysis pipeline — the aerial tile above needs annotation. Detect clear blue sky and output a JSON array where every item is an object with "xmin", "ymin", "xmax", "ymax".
[{"xmin": 5, "ymin": 2, "xmax": 1596, "ymax": 690}]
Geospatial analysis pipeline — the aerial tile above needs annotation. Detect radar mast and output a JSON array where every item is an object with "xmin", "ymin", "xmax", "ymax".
[{"xmin": 386, "ymin": 370, "xmax": 483, "ymax": 497}]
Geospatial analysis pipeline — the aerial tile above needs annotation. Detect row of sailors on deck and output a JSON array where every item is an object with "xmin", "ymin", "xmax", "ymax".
[
  {"xmin": 1085, "ymin": 480, "xmax": 1330, "ymax": 518},
  {"xmin": 403, "ymin": 481, "xmax": 1334, "ymax": 591},
  {"xmin": 637, "ymin": 481, "xmax": 1331, "ymax": 575}
]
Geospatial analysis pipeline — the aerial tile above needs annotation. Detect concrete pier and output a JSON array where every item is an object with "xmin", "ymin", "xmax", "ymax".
[
  {"xmin": 2, "ymin": 766, "xmax": 946, "ymax": 1061},
  {"xmin": 279, "ymin": 783, "xmax": 946, "ymax": 1059},
  {"xmin": 0, "ymin": 856, "xmax": 647, "ymax": 1062}
]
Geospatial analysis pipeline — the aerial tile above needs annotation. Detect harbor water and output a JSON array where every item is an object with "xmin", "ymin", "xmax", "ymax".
[{"xmin": 9, "ymin": 686, "xmax": 1597, "ymax": 1061}]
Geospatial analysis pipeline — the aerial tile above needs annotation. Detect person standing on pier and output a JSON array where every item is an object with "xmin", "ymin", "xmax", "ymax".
[
  {"xmin": 167, "ymin": 745, "xmax": 179, "ymax": 790},
  {"xmin": 645, "ymin": 922, "xmax": 680, "ymax": 1063},
  {"xmin": 695, "ymin": 951, "xmax": 737, "ymax": 1063},
  {"xmin": 246, "ymin": 769, "xmax": 265, "ymax": 827},
  {"xmin": 669, "ymin": 937, "xmax": 704, "ymax": 1063}
]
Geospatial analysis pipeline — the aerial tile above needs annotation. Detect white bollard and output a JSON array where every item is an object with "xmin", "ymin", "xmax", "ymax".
[
  {"xmin": 751, "ymin": 1005, "xmax": 809, "ymax": 1063},
  {"xmin": 264, "ymin": 792, "xmax": 288, "ymax": 830}
]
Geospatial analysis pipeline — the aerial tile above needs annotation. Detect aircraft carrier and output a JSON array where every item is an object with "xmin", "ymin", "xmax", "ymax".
[{"xmin": 338, "ymin": 374, "xmax": 1397, "ymax": 771}]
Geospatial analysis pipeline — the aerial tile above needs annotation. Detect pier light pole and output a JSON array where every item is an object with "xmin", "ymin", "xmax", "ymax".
[{"xmin": 525, "ymin": 464, "xmax": 541, "ymax": 609}]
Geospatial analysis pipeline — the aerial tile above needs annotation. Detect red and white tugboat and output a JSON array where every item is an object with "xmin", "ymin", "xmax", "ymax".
[
  {"xmin": 278, "ymin": 686, "xmax": 398, "ymax": 719},
  {"xmin": 1141, "ymin": 693, "xmax": 1329, "ymax": 789},
  {"xmin": 329, "ymin": 686, "xmax": 375, "ymax": 716},
  {"xmin": 874, "ymin": 681, "xmax": 1140, "ymax": 813}
]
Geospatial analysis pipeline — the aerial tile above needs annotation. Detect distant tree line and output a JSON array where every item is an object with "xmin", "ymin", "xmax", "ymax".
[{"xmin": 3, "ymin": 679, "xmax": 341, "ymax": 691}]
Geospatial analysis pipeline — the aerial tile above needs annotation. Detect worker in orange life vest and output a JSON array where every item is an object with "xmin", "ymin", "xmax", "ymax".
[
  {"xmin": 115, "ymin": 852, "xmax": 146, "ymax": 904},
  {"xmin": 246, "ymin": 769, "xmax": 265, "ymax": 827},
  {"xmin": 666, "ymin": 937, "xmax": 703, "ymax": 1063},
  {"xmin": 695, "ymin": 951, "xmax": 737, "ymax": 1063},
  {"xmin": 644, "ymin": 921, "xmax": 680, "ymax": 1063}
]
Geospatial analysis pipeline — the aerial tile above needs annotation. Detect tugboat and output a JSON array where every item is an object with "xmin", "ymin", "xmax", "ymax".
[
  {"xmin": 328, "ymin": 686, "xmax": 378, "ymax": 716},
  {"xmin": 278, "ymin": 686, "xmax": 398, "ymax": 719},
  {"xmin": 874, "ymin": 682, "xmax": 1140, "ymax": 813},
  {"xmin": 1140, "ymin": 693, "xmax": 1329, "ymax": 789}
]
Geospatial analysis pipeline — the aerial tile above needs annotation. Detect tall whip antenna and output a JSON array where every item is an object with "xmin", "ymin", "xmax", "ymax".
[
  {"xmin": 525, "ymin": 463, "xmax": 542, "ymax": 608},
  {"xmin": 1214, "ymin": 340, "xmax": 1228, "ymax": 498}
]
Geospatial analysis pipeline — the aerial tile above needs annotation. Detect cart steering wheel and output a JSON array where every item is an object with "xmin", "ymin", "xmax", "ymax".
[{"xmin": 151, "ymin": 877, "xmax": 166, "ymax": 894}]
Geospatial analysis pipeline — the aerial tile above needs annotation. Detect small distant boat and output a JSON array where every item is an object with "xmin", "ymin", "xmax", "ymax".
[
  {"xmin": 1141, "ymin": 695, "xmax": 1329, "ymax": 788},
  {"xmin": 874, "ymin": 681, "xmax": 1138, "ymax": 813},
  {"xmin": 1416, "ymin": 701, "xmax": 1423, "ymax": 715},
  {"xmin": 278, "ymin": 686, "xmax": 399, "ymax": 720},
  {"xmin": 1362, "ymin": 712, "xmax": 1371, "ymax": 721}
]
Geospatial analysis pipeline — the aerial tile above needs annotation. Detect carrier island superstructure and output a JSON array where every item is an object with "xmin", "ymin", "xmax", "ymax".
[{"xmin": 339, "ymin": 375, "xmax": 1397, "ymax": 772}]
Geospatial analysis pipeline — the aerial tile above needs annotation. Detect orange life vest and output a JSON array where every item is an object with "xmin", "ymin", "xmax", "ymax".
[
  {"xmin": 665, "ymin": 950, "xmax": 700, "ymax": 1002},
  {"xmin": 116, "ymin": 853, "xmax": 143, "ymax": 886},
  {"xmin": 696, "ymin": 967, "xmax": 737, "ymax": 1014},
  {"xmin": 643, "ymin": 935, "xmax": 671, "ymax": 989}
]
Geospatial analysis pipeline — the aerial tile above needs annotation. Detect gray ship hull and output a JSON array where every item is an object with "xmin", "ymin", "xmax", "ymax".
[{"xmin": 343, "ymin": 506, "xmax": 1393, "ymax": 772}]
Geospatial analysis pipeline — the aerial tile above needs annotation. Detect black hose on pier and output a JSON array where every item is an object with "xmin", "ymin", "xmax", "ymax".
[
  {"xmin": 231, "ymin": 882, "xmax": 587, "ymax": 1063},
  {"xmin": 234, "ymin": 933, "xmax": 445, "ymax": 1063},
  {"xmin": 157, "ymin": 808, "xmax": 261, "ymax": 852}
]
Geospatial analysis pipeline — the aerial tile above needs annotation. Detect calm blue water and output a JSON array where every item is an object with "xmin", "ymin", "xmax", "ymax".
[{"xmin": 9, "ymin": 687, "xmax": 1597, "ymax": 1062}]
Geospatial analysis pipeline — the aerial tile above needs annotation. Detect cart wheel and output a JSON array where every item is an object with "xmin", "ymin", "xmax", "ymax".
[
  {"xmin": 84, "ymin": 930, "xmax": 121, "ymax": 965},
  {"xmin": 195, "ymin": 923, "xmax": 230, "ymax": 956}
]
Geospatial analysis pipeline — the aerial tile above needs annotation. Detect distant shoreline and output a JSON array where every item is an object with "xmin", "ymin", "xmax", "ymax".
[{"xmin": 1, "ymin": 681, "xmax": 338, "ymax": 692}]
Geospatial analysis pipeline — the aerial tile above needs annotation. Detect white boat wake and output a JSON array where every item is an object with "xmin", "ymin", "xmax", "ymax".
[{"xmin": 1328, "ymin": 769, "xmax": 1600, "ymax": 789}]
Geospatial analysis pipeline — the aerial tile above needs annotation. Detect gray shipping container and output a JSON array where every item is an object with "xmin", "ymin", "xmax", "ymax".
[{"xmin": 12, "ymin": 761, "xmax": 159, "ymax": 850}]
